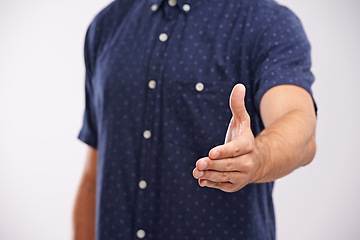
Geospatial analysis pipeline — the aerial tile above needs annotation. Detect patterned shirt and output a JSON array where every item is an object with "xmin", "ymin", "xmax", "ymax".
[{"xmin": 78, "ymin": 0, "xmax": 315, "ymax": 239}]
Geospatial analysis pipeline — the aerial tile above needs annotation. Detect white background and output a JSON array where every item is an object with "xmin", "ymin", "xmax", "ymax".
[{"xmin": 0, "ymin": 0, "xmax": 359, "ymax": 239}]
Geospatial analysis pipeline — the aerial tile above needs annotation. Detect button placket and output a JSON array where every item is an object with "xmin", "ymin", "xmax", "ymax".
[
  {"xmin": 182, "ymin": 3, "xmax": 191, "ymax": 12},
  {"xmin": 168, "ymin": 0, "xmax": 177, "ymax": 7},
  {"xmin": 159, "ymin": 33, "xmax": 168, "ymax": 42},
  {"xmin": 139, "ymin": 180, "xmax": 148, "ymax": 189},
  {"xmin": 150, "ymin": 4, "xmax": 158, "ymax": 12},
  {"xmin": 136, "ymin": 229, "xmax": 146, "ymax": 239},
  {"xmin": 148, "ymin": 80, "xmax": 156, "ymax": 89},
  {"xmin": 143, "ymin": 130, "xmax": 152, "ymax": 139},
  {"xmin": 195, "ymin": 82, "xmax": 205, "ymax": 92},
  {"xmin": 136, "ymin": 6, "xmax": 176, "ymax": 238}
]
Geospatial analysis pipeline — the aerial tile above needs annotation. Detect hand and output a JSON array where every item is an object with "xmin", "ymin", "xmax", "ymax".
[{"xmin": 193, "ymin": 84, "xmax": 261, "ymax": 192}]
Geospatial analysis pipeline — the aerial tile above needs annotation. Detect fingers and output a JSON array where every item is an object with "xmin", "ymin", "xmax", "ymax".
[
  {"xmin": 194, "ymin": 168, "xmax": 247, "ymax": 182},
  {"xmin": 194, "ymin": 156, "xmax": 254, "ymax": 173},
  {"xmin": 198, "ymin": 179, "xmax": 243, "ymax": 193},
  {"xmin": 194, "ymin": 169, "xmax": 248, "ymax": 193},
  {"xmin": 209, "ymin": 136, "xmax": 254, "ymax": 160},
  {"xmin": 193, "ymin": 154, "xmax": 254, "ymax": 191},
  {"xmin": 229, "ymin": 84, "xmax": 251, "ymax": 128},
  {"xmin": 193, "ymin": 153, "xmax": 255, "ymax": 192}
]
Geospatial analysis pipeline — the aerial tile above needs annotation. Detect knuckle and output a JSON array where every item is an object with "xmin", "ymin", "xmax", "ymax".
[
  {"xmin": 221, "ymin": 172, "xmax": 231, "ymax": 182},
  {"xmin": 243, "ymin": 159, "xmax": 255, "ymax": 172},
  {"xmin": 225, "ymin": 160, "xmax": 233, "ymax": 171},
  {"xmin": 232, "ymin": 143, "xmax": 241, "ymax": 156},
  {"xmin": 245, "ymin": 139, "xmax": 254, "ymax": 152}
]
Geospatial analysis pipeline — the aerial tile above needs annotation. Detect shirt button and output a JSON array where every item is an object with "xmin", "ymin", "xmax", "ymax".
[
  {"xmin": 182, "ymin": 4, "xmax": 190, "ymax": 12},
  {"xmin": 195, "ymin": 82, "xmax": 204, "ymax": 92},
  {"xmin": 159, "ymin": 33, "xmax": 168, "ymax": 42},
  {"xmin": 136, "ymin": 229, "xmax": 146, "ymax": 239},
  {"xmin": 150, "ymin": 4, "xmax": 158, "ymax": 11},
  {"xmin": 143, "ymin": 130, "xmax": 151, "ymax": 139},
  {"xmin": 168, "ymin": 0, "xmax": 177, "ymax": 7},
  {"xmin": 148, "ymin": 80, "xmax": 156, "ymax": 89},
  {"xmin": 138, "ymin": 180, "xmax": 147, "ymax": 189}
]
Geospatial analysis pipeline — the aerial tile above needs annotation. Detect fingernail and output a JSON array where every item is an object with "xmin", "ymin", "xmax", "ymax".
[
  {"xmin": 198, "ymin": 171, "xmax": 204, "ymax": 178},
  {"xmin": 200, "ymin": 160, "xmax": 207, "ymax": 170},
  {"xmin": 213, "ymin": 151, "xmax": 219, "ymax": 159}
]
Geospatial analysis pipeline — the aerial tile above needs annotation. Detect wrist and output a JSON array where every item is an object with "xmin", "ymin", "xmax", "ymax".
[{"xmin": 252, "ymin": 135, "xmax": 272, "ymax": 183}]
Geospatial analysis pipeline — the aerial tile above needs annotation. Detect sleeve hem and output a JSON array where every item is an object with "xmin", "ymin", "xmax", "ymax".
[
  {"xmin": 254, "ymin": 82, "xmax": 317, "ymax": 115},
  {"xmin": 77, "ymin": 129, "xmax": 98, "ymax": 149}
]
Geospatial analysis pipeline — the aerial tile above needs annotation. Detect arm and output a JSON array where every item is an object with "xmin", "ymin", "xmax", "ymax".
[
  {"xmin": 193, "ymin": 84, "xmax": 316, "ymax": 192},
  {"xmin": 73, "ymin": 146, "xmax": 98, "ymax": 239},
  {"xmin": 254, "ymin": 84, "xmax": 316, "ymax": 182}
]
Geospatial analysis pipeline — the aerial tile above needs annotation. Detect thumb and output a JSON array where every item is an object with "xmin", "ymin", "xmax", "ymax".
[{"xmin": 229, "ymin": 84, "xmax": 250, "ymax": 128}]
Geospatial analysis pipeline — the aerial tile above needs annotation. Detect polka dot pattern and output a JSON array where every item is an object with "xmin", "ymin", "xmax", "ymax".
[{"xmin": 78, "ymin": 0, "xmax": 315, "ymax": 239}]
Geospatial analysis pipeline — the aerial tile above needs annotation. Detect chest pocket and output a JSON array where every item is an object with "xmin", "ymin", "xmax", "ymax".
[{"xmin": 168, "ymin": 80, "xmax": 235, "ymax": 150}]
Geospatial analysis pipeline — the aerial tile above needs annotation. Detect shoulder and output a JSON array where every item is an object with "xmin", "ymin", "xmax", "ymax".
[
  {"xmin": 88, "ymin": 0, "xmax": 136, "ymax": 35},
  {"xmin": 234, "ymin": 0, "xmax": 306, "ymax": 43},
  {"xmin": 244, "ymin": 0, "xmax": 309, "ymax": 51},
  {"xmin": 250, "ymin": 0, "xmax": 303, "ymax": 28},
  {"xmin": 84, "ymin": 0, "xmax": 138, "ymax": 60}
]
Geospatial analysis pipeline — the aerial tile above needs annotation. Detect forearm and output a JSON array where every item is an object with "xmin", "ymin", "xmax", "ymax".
[
  {"xmin": 73, "ymin": 147, "xmax": 98, "ymax": 240},
  {"xmin": 254, "ymin": 109, "xmax": 316, "ymax": 183},
  {"xmin": 73, "ymin": 175, "xmax": 96, "ymax": 240}
]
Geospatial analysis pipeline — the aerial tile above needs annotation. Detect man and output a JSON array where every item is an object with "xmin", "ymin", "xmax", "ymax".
[{"xmin": 74, "ymin": 0, "xmax": 317, "ymax": 239}]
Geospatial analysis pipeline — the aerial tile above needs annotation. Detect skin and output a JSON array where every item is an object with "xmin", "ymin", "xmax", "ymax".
[
  {"xmin": 73, "ymin": 84, "xmax": 317, "ymax": 238},
  {"xmin": 73, "ymin": 147, "xmax": 97, "ymax": 240},
  {"xmin": 192, "ymin": 84, "xmax": 317, "ymax": 192}
]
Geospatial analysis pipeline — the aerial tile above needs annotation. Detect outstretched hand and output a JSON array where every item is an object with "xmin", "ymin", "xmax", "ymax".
[{"xmin": 193, "ymin": 84, "xmax": 261, "ymax": 192}]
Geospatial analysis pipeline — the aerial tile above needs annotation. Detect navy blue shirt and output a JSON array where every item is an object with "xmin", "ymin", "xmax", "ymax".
[{"xmin": 78, "ymin": 0, "xmax": 314, "ymax": 239}]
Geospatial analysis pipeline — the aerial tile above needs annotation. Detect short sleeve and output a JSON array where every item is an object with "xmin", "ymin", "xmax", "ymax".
[
  {"xmin": 252, "ymin": 8, "xmax": 316, "ymax": 111},
  {"xmin": 78, "ymin": 25, "xmax": 98, "ymax": 149}
]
